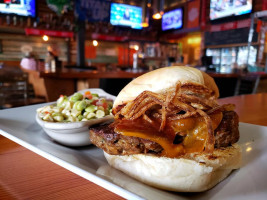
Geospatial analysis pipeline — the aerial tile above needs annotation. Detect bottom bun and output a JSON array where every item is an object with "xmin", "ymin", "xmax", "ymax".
[{"xmin": 104, "ymin": 144, "xmax": 241, "ymax": 192}]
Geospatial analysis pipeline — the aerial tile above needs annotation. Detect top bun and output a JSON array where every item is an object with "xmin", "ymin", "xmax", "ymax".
[{"xmin": 114, "ymin": 66, "xmax": 219, "ymax": 108}]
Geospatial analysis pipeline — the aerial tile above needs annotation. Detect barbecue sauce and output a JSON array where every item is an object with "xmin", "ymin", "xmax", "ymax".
[{"xmin": 114, "ymin": 112, "xmax": 223, "ymax": 158}]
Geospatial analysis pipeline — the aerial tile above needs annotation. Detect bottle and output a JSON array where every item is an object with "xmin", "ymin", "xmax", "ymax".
[
  {"xmin": 51, "ymin": 59, "xmax": 56, "ymax": 72},
  {"xmin": 13, "ymin": 16, "xmax": 17, "ymax": 26},
  {"xmin": 6, "ymin": 16, "xmax": 10, "ymax": 25},
  {"xmin": 45, "ymin": 52, "xmax": 55, "ymax": 72}
]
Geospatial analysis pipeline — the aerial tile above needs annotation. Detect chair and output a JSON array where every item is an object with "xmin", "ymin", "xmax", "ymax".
[
  {"xmin": 234, "ymin": 74, "xmax": 260, "ymax": 96},
  {"xmin": 0, "ymin": 71, "xmax": 28, "ymax": 108},
  {"xmin": 25, "ymin": 70, "xmax": 48, "ymax": 102},
  {"xmin": 0, "ymin": 66, "xmax": 47, "ymax": 109}
]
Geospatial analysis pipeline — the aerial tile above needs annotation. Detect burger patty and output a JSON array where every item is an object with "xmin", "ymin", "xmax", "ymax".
[
  {"xmin": 214, "ymin": 111, "xmax": 239, "ymax": 148},
  {"xmin": 90, "ymin": 111, "xmax": 239, "ymax": 155},
  {"xmin": 90, "ymin": 124, "xmax": 163, "ymax": 155}
]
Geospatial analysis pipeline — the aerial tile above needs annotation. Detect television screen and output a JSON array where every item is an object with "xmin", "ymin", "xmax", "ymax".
[
  {"xmin": 110, "ymin": 3, "xmax": 142, "ymax": 30},
  {"xmin": 162, "ymin": 8, "xmax": 183, "ymax": 31},
  {"xmin": 210, "ymin": 0, "xmax": 253, "ymax": 20},
  {"xmin": 0, "ymin": 0, "xmax": 36, "ymax": 17}
]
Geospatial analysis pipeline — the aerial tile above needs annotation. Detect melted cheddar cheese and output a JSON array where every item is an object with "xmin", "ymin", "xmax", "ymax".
[{"xmin": 114, "ymin": 112, "xmax": 223, "ymax": 158}]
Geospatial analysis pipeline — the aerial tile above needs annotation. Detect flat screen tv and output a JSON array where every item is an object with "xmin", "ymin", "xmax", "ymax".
[
  {"xmin": 0, "ymin": 0, "xmax": 36, "ymax": 17},
  {"xmin": 110, "ymin": 3, "xmax": 142, "ymax": 30},
  {"xmin": 162, "ymin": 8, "xmax": 183, "ymax": 31},
  {"xmin": 210, "ymin": 0, "xmax": 253, "ymax": 20}
]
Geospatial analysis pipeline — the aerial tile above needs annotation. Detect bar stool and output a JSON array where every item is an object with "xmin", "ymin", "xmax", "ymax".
[{"xmin": 234, "ymin": 74, "xmax": 260, "ymax": 96}]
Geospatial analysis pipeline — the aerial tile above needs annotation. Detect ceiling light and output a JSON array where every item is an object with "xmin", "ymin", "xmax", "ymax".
[
  {"xmin": 134, "ymin": 45, "xmax": 139, "ymax": 51},
  {"xmin": 141, "ymin": 22, "xmax": 149, "ymax": 27},
  {"xmin": 42, "ymin": 35, "xmax": 49, "ymax": 41},
  {"xmin": 152, "ymin": 12, "xmax": 162, "ymax": 19},
  {"xmin": 142, "ymin": 1, "xmax": 150, "ymax": 27},
  {"xmin": 92, "ymin": 40, "xmax": 98, "ymax": 46},
  {"xmin": 152, "ymin": 0, "xmax": 164, "ymax": 19}
]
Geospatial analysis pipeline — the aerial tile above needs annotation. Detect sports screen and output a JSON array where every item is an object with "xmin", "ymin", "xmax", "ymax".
[
  {"xmin": 110, "ymin": 3, "xmax": 142, "ymax": 30},
  {"xmin": 210, "ymin": 0, "xmax": 253, "ymax": 20},
  {"xmin": 162, "ymin": 8, "xmax": 183, "ymax": 31},
  {"xmin": 0, "ymin": 0, "xmax": 36, "ymax": 17}
]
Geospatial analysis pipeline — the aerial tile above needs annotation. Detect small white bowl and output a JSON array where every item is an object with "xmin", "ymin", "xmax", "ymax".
[{"xmin": 36, "ymin": 88, "xmax": 115, "ymax": 147}]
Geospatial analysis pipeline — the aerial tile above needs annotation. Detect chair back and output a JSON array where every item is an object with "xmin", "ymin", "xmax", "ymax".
[
  {"xmin": 234, "ymin": 74, "xmax": 260, "ymax": 96},
  {"xmin": 0, "ymin": 67, "xmax": 28, "ymax": 108}
]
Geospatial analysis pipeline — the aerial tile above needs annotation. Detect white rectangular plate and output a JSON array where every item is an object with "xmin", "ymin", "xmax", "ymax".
[{"xmin": 1, "ymin": 103, "xmax": 267, "ymax": 200}]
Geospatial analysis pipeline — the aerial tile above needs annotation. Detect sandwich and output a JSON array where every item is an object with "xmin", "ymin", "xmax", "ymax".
[{"xmin": 90, "ymin": 66, "xmax": 241, "ymax": 192}]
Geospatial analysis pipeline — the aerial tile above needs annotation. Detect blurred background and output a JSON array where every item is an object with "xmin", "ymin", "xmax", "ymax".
[{"xmin": 0, "ymin": 0, "xmax": 267, "ymax": 109}]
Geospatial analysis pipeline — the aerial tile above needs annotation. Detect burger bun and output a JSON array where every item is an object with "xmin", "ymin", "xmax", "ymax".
[
  {"xmin": 104, "ymin": 144, "xmax": 241, "ymax": 192},
  {"xmin": 114, "ymin": 66, "xmax": 219, "ymax": 108}
]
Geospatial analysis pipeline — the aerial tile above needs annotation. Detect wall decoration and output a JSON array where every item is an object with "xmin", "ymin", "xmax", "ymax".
[
  {"xmin": 75, "ymin": 0, "xmax": 110, "ymax": 22},
  {"xmin": 46, "ymin": 0, "xmax": 72, "ymax": 15},
  {"xmin": 187, "ymin": 0, "xmax": 200, "ymax": 29}
]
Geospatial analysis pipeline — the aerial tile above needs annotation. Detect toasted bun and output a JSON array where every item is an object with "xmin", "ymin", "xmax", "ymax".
[
  {"xmin": 113, "ymin": 66, "xmax": 219, "ymax": 108},
  {"xmin": 104, "ymin": 144, "xmax": 241, "ymax": 192}
]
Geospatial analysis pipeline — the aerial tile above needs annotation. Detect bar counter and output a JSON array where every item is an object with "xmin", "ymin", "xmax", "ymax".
[
  {"xmin": 39, "ymin": 68, "xmax": 147, "ymax": 101},
  {"xmin": 40, "ymin": 68, "xmax": 267, "ymax": 79},
  {"xmin": 40, "ymin": 68, "xmax": 147, "ymax": 79},
  {"xmin": 39, "ymin": 68, "xmax": 267, "ymax": 101},
  {"xmin": 1, "ymin": 93, "xmax": 267, "ymax": 199}
]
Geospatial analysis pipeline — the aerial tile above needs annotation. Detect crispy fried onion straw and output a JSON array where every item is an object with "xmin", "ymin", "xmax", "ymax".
[
  {"xmin": 160, "ymin": 82, "xmax": 182, "ymax": 131},
  {"xmin": 207, "ymin": 104, "xmax": 235, "ymax": 115},
  {"xmin": 114, "ymin": 82, "xmax": 221, "ymax": 152}
]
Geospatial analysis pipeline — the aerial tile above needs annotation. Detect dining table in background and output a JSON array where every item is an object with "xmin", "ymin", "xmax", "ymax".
[{"xmin": 0, "ymin": 93, "xmax": 267, "ymax": 200}]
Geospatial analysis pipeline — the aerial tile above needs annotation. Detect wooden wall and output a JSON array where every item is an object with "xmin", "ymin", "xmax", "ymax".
[
  {"xmin": 0, "ymin": 0, "xmax": 73, "ymax": 65},
  {"xmin": 0, "ymin": 33, "xmax": 132, "ymax": 67},
  {"xmin": 0, "ymin": 34, "xmax": 68, "ymax": 63}
]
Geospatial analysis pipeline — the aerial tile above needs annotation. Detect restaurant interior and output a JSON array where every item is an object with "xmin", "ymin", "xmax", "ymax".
[
  {"xmin": 0, "ymin": 0, "xmax": 266, "ymax": 109},
  {"xmin": 1, "ymin": 1, "xmax": 267, "ymax": 200}
]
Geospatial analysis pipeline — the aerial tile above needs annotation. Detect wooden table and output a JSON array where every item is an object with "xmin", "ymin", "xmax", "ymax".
[
  {"xmin": 217, "ymin": 93, "xmax": 267, "ymax": 126},
  {"xmin": 0, "ymin": 93, "xmax": 267, "ymax": 199}
]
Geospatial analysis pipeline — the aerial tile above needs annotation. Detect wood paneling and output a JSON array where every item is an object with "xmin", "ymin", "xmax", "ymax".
[
  {"xmin": 0, "ymin": 34, "xmax": 68, "ymax": 62},
  {"xmin": 0, "ymin": 0, "xmax": 73, "ymax": 63}
]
